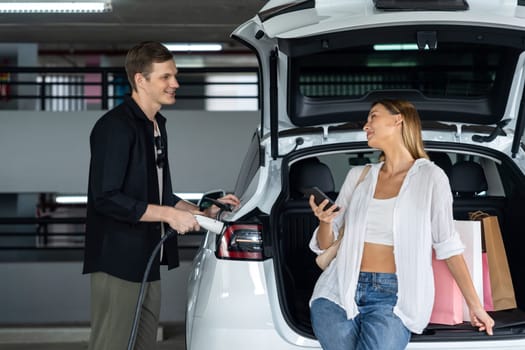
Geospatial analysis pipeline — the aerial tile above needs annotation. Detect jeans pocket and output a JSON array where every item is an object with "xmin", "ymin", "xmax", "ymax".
[{"xmin": 375, "ymin": 279, "xmax": 398, "ymax": 296}]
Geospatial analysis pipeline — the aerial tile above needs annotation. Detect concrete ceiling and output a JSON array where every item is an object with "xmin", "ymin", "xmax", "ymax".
[{"xmin": 0, "ymin": 0, "xmax": 265, "ymax": 54}]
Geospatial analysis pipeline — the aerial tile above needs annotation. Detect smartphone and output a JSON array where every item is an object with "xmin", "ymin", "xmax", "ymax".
[{"xmin": 301, "ymin": 186, "xmax": 340, "ymax": 212}]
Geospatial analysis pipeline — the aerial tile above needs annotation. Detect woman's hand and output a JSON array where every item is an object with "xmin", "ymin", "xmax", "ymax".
[
  {"xmin": 469, "ymin": 306, "xmax": 495, "ymax": 335},
  {"xmin": 445, "ymin": 254, "xmax": 495, "ymax": 336},
  {"xmin": 308, "ymin": 195, "xmax": 340, "ymax": 224},
  {"xmin": 309, "ymin": 195, "xmax": 342, "ymax": 249}
]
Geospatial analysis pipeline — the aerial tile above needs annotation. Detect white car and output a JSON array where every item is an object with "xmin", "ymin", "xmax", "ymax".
[{"xmin": 186, "ymin": 0, "xmax": 525, "ymax": 349}]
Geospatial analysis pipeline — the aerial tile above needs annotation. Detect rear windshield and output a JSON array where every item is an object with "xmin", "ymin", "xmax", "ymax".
[
  {"xmin": 298, "ymin": 43, "xmax": 499, "ymax": 99},
  {"xmin": 288, "ymin": 40, "xmax": 521, "ymax": 126}
]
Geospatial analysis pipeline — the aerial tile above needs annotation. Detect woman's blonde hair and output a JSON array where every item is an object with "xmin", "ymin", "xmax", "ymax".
[{"xmin": 371, "ymin": 99, "xmax": 429, "ymax": 160}]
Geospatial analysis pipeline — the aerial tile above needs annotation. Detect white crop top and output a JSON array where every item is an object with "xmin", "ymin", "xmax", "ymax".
[{"xmin": 365, "ymin": 197, "xmax": 396, "ymax": 246}]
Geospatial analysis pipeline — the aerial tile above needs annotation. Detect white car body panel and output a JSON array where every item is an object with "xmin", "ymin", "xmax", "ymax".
[
  {"xmin": 187, "ymin": 130, "xmax": 525, "ymax": 349},
  {"xmin": 259, "ymin": 0, "xmax": 525, "ymax": 39},
  {"xmin": 188, "ymin": 1, "xmax": 525, "ymax": 349},
  {"xmin": 187, "ymin": 257, "xmax": 319, "ymax": 349}
]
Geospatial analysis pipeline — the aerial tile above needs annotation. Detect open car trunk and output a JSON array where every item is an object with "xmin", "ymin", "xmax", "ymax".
[{"xmin": 272, "ymin": 144, "xmax": 525, "ymax": 342}]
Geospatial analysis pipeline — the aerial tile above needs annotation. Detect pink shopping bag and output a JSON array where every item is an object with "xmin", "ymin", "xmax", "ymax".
[{"xmin": 430, "ymin": 255, "xmax": 463, "ymax": 325}]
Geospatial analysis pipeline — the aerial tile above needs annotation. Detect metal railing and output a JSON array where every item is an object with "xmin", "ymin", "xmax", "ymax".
[
  {"xmin": 0, "ymin": 216, "xmax": 204, "ymax": 262},
  {"xmin": 0, "ymin": 66, "xmax": 260, "ymax": 111}
]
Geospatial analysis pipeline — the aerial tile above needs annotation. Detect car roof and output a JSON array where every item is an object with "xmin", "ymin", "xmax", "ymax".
[{"xmin": 258, "ymin": 0, "xmax": 525, "ymax": 39}]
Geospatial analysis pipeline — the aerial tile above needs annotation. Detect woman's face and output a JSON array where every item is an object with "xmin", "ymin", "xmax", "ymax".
[{"xmin": 363, "ymin": 103, "xmax": 403, "ymax": 149}]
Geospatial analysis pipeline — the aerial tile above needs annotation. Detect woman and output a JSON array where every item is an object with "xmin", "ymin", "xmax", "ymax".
[{"xmin": 308, "ymin": 99, "xmax": 494, "ymax": 350}]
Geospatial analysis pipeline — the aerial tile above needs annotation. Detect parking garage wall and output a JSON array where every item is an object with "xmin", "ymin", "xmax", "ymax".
[
  {"xmin": 0, "ymin": 109, "xmax": 258, "ymax": 324},
  {"xmin": 0, "ymin": 110, "xmax": 259, "ymax": 194}
]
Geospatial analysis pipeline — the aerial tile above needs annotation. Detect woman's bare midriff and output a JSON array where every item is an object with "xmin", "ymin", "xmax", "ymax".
[{"xmin": 360, "ymin": 242, "xmax": 396, "ymax": 273}]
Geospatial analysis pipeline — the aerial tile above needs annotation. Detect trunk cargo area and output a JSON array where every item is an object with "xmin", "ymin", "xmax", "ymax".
[{"xmin": 273, "ymin": 151, "xmax": 525, "ymax": 342}]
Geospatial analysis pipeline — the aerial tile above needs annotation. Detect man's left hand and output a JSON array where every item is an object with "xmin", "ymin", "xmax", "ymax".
[{"xmin": 203, "ymin": 194, "xmax": 240, "ymax": 218}]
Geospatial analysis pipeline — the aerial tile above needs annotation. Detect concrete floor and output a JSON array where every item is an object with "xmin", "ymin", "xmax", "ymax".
[
  {"xmin": 0, "ymin": 323, "xmax": 185, "ymax": 350},
  {"xmin": 0, "ymin": 341, "xmax": 183, "ymax": 350}
]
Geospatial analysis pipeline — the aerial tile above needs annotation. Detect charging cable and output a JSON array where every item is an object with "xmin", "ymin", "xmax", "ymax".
[
  {"xmin": 126, "ymin": 228, "xmax": 177, "ymax": 350},
  {"xmin": 127, "ymin": 203, "xmax": 230, "ymax": 350}
]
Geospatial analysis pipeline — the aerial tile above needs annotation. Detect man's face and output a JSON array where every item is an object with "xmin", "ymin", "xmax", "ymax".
[{"xmin": 140, "ymin": 60, "xmax": 179, "ymax": 106}]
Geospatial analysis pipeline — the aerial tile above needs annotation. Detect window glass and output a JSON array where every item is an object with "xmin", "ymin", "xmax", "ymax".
[
  {"xmin": 295, "ymin": 43, "xmax": 502, "ymax": 99},
  {"xmin": 315, "ymin": 151, "xmax": 501, "ymax": 198},
  {"xmin": 315, "ymin": 151, "xmax": 381, "ymax": 191},
  {"xmin": 233, "ymin": 132, "xmax": 262, "ymax": 198}
]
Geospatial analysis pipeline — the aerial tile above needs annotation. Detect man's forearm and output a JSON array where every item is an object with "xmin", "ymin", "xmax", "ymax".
[
  {"xmin": 140, "ymin": 204, "xmax": 173, "ymax": 223},
  {"xmin": 174, "ymin": 199, "xmax": 199, "ymax": 212}
]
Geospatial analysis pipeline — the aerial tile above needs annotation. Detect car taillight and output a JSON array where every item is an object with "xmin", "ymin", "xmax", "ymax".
[{"xmin": 216, "ymin": 224, "xmax": 264, "ymax": 260}]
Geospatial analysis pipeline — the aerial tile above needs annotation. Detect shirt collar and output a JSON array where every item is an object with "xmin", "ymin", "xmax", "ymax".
[
  {"xmin": 123, "ymin": 94, "xmax": 166, "ymax": 124},
  {"xmin": 370, "ymin": 157, "xmax": 431, "ymax": 177}
]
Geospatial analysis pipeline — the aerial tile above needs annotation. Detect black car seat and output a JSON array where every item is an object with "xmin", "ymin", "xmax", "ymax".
[
  {"xmin": 449, "ymin": 160, "xmax": 505, "ymax": 223},
  {"xmin": 279, "ymin": 158, "xmax": 337, "ymax": 329},
  {"xmin": 428, "ymin": 151, "xmax": 453, "ymax": 178},
  {"xmin": 289, "ymin": 157, "xmax": 336, "ymax": 200},
  {"xmin": 450, "ymin": 160, "xmax": 488, "ymax": 198}
]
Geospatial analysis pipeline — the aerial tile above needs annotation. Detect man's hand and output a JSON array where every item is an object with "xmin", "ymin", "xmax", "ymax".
[
  {"xmin": 141, "ymin": 204, "xmax": 200, "ymax": 234},
  {"xmin": 203, "ymin": 194, "xmax": 240, "ymax": 218},
  {"xmin": 165, "ymin": 207, "xmax": 200, "ymax": 234}
]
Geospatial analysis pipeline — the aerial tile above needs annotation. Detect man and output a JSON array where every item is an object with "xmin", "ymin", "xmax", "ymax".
[{"xmin": 83, "ymin": 41, "xmax": 239, "ymax": 350}]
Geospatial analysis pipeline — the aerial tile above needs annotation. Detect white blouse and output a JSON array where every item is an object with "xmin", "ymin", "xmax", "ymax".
[{"xmin": 309, "ymin": 158, "xmax": 465, "ymax": 334}]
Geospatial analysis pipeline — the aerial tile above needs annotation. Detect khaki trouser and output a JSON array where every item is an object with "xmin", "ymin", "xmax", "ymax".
[{"xmin": 88, "ymin": 272, "xmax": 161, "ymax": 350}]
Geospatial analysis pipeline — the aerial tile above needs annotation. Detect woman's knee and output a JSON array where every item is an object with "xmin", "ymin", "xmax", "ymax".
[
  {"xmin": 310, "ymin": 298, "xmax": 358, "ymax": 349},
  {"xmin": 358, "ymin": 311, "xmax": 410, "ymax": 350}
]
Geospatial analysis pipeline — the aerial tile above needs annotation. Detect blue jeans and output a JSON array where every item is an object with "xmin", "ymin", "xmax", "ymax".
[{"xmin": 310, "ymin": 272, "xmax": 411, "ymax": 350}]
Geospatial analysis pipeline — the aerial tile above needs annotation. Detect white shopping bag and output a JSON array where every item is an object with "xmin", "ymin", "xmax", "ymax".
[{"xmin": 454, "ymin": 220, "xmax": 483, "ymax": 322}]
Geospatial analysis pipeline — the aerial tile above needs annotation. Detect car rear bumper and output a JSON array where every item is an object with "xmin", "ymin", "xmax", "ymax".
[{"xmin": 186, "ymin": 256, "xmax": 319, "ymax": 349}]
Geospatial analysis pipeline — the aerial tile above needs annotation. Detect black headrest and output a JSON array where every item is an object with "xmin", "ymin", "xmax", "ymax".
[
  {"xmin": 428, "ymin": 151, "xmax": 453, "ymax": 177},
  {"xmin": 450, "ymin": 161, "xmax": 488, "ymax": 196},
  {"xmin": 289, "ymin": 158, "xmax": 335, "ymax": 198}
]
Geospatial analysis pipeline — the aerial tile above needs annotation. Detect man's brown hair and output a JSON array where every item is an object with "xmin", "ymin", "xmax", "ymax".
[{"xmin": 125, "ymin": 41, "xmax": 173, "ymax": 91}]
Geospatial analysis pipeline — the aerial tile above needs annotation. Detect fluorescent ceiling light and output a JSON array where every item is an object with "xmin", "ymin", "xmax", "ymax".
[
  {"xmin": 0, "ymin": 1, "xmax": 111, "ymax": 13},
  {"xmin": 55, "ymin": 192, "xmax": 203, "ymax": 204},
  {"xmin": 175, "ymin": 192, "xmax": 204, "ymax": 201},
  {"xmin": 55, "ymin": 195, "xmax": 88, "ymax": 204},
  {"xmin": 163, "ymin": 43, "xmax": 223, "ymax": 52},
  {"xmin": 373, "ymin": 44, "xmax": 419, "ymax": 51}
]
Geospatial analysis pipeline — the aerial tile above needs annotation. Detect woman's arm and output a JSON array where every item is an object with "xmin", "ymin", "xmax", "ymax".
[
  {"xmin": 445, "ymin": 254, "xmax": 495, "ymax": 335},
  {"xmin": 310, "ymin": 165, "xmax": 369, "ymax": 250},
  {"xmin": 308, "ymin": 194, "xmax": 339, "ymax": 250},
  {"xmin": 316, "ymin": 220, "xmax": 336, "ymax": 250}
]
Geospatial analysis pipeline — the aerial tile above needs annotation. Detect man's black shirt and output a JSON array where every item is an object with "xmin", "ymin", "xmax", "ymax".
[{"xmin": 83, "ymin": 95, "xmax": 181, "ymax": 282}]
